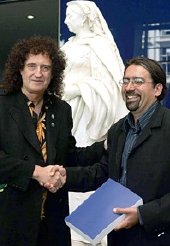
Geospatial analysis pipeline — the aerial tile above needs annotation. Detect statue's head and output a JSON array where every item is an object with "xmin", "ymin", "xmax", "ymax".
[{"xmin": 65, "ymin": 1, "xmax": 107, "ymax": 36}]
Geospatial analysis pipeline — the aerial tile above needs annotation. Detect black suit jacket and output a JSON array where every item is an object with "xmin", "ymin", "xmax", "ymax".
[
  {"xmin": 107, "ymin": 103, "xmax": 170, "ymax": 245},
  {"xmin": 67, "ymin": 103, "xmax": 170, "ymax": 246},
  {"xmin": 0, "ymin": 91, "xmax": 104, "ymax": 246}
]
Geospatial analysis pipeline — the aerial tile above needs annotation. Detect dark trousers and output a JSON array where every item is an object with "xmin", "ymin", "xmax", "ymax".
[
  {"xmin": 36, "ymin": 219, "xmax": 48, "ymax": 246},
  {"xmin": 36, "ymin": 216, "xmax": 71, "ymax": 246}
]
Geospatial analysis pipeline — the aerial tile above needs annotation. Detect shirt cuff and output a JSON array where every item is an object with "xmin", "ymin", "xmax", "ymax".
[{"xmin": 137, "ymin": 206, "xmax": 144, "ymax": 225}]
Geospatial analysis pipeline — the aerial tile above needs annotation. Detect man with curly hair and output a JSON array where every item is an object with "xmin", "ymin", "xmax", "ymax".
[{"xmin": 0, "ymin": 36, "xmax": 105, "ymax": 246}]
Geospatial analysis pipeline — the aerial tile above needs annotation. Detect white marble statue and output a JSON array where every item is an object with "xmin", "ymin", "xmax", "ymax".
[{"xmin": 61, "ymin": 1, "xmax": 128, "ymax": 246}]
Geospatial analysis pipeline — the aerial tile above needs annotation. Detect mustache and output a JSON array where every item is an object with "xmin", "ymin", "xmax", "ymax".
[{"xmin": 125, "ymin": 92, "xmax": 138, "ymax": 97}]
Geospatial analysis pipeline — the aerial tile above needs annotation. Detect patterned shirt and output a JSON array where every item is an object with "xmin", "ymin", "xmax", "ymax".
[
  {"xmin": 28, "ymin": 101, "xmax": 47, "ymax": 162},
  {"xmin": 27, "ymin": 97, "xmax": 50, "ymax": 219}
]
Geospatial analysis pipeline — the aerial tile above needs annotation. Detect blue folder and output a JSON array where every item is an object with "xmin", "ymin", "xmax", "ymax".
[{"xmin": 65, "ymin": 178, "xmax": 143, "ymax": 245}]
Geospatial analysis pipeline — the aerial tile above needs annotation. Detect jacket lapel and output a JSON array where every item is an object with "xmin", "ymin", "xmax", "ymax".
[
  {"xmin": 134, "ymin": 104, "xmax": 164, "ymax": 150},
  {"xmin": 9, "ymin": 93, "xmax": 42, "ymax": 154},
  {"xmin": 46, "ymin": 100, "xmax": 59, "ymax": 163}
]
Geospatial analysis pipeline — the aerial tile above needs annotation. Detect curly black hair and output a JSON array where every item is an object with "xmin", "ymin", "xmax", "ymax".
[{"xmin": 4, "ymin": 36, "xmax": 66, "ymax": 98}]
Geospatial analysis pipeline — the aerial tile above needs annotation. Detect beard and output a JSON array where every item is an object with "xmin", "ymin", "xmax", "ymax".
[
  {"xmin": 126, "ymin": 100, "xmax": 140, "ymax": 111},
  {"xmin": 125, "ymin": 92, "xmax": 141, "ymax": 111}
]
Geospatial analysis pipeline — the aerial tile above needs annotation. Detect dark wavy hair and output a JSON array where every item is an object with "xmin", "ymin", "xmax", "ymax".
[
  {"xmin": 125, "ymin": 57, "xmax": 167, "ymax": 101},
  {"xmin": 4, "ymin": 36, "xmax": 66, "ymax": 98}
]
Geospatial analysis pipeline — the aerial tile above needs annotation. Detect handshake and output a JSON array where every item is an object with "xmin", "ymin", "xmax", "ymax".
[{"xmin": 33, "ymin": 164, "xmax": 66, "ymax": 193}]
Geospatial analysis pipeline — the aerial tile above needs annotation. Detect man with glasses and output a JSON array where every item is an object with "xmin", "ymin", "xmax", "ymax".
[{"xmin": 67, "ymin": 57, "xmax": 170, "ymax": 245}]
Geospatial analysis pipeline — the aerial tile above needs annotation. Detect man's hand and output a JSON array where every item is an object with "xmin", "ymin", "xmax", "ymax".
[
  {"xmin": 113, "ymin": 207, "xmax": 139, "ymax": 231},
  {"xmin": 32, "ymin": 165, "xmax": 66, "ymax": 193},
  {"xmin": 44, "ymin": 165, "xmax": 66, "ymax": 193}
]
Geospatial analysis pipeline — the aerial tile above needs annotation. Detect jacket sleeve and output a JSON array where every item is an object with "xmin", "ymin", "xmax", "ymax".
[
  {"xmin": 66, "ymin": 141, "xmax": 105, "ymax": 167},
  {"xmin": 138, "ymin": 193, "xmax": 170, "ymax": 235},
  {"xmin": 65, "ymin": 147, "xmax": 108, "ymax": 192}
]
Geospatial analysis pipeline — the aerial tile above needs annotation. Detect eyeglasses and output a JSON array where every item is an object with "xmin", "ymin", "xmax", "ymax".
[
  {"xmin": 25, "ymin": 63, "xmax": 52, "ymax": 73},
  {"xmin": 119, "ymin": 77, "xmax": 152, "ymax": 87}
]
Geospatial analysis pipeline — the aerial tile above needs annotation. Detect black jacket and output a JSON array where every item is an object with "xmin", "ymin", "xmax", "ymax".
[
  {"xmin": 67, "ymin": 103, "xmax": 170, "ymax": 246},
  {"xmin": 0, "ymin": 91, "xmax": 104, "ymax": 246}
]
